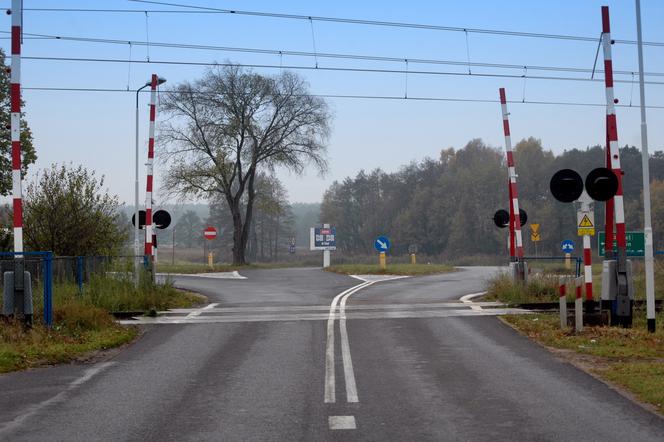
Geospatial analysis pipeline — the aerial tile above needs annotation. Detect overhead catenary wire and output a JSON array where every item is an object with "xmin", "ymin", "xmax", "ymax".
[
  {"xmin": 18, "ymin": 56, "xmax": 664, "ymax": 86},
  {"xmin": 5, "ymin": 31, "xmax": 663, "ymax": 79},
  {"xmin": 17, "ymin": 87, "xmax": 664, "ymax": 109},
  {"xmin": 22, "ymin": 1, "xmax": 664, "ymax": 48}
]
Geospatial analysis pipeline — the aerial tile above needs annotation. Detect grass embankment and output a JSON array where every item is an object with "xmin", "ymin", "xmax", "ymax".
[
  {"xmin": 327, "ymin": 263, "xmax": 454, "ymax": 276},
  {"xmin": 486, "ymin": 272, "xmax": 664, "ymax": 414},
  {"xmin": 0, "ymin": 272, "xmax": 204, "ymax": 373},
  {"xmin": 502, "ymin": 312, "xmax": 664, "ymax": 414},
  {"xmin": 484, "ymin": 272, "xmax": 565, "ymax": 304}
]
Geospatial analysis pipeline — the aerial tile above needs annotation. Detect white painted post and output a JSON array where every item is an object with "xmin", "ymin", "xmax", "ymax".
[
  {"xmin": 559, "ymin": 277, "xmax": 567, "ymax": 329},
  {"xmin": 323, "ymin": 223, "xmax": 331, "ymax": 268},
  {"xmin": 575, "ymin": 277, "xmax": 583, "ymax": 332}
]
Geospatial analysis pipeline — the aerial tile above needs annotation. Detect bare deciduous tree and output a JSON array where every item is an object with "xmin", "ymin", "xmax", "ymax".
[{"xmin": 160, "ymin": 65, "xmax": 330, "ymax": 264}]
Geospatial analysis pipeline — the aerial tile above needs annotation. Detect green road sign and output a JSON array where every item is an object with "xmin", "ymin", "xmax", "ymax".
[{"xmin": 597, "ymin": 231, "xmax": 645, "ymax": 257}]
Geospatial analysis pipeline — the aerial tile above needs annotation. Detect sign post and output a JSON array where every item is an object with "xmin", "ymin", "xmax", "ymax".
[
  {"xmin": 310, "ymin": 224, "xmax": 336, "ymax": 268},
  {"xmin": 204, "ymin": 226, "xmax": 217, "ymax": 269},
  {"xmin": 374, "ymin": 236, "xmax": 391, "ymax": 269},
  {"xmin": 530, "ymin": 223, "xmax": 540, "ymax": 256},
  {"xmin": 577, "ymin": 191, "xmax": 596, "ymax": 314},
  {"xmin": 408, "ymin": 244, "xmax": 418, "ymax": 265},
  {"xmin": 561, "ymin": 240, "xmax": 575, "ymax": 270}
]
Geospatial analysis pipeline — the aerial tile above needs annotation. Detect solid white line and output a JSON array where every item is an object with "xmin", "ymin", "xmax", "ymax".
[
  {"xmin": 0, "ymin": 362, "xmax": 116, "ymax": 436},
  {"xmin": 324, "ymin": 281, "xmax": 371, "ymax": 404},
  {"xmin": 460, "ymin": 291, "xmax": 487, "ymax": 311},
  {"xmin": 329, "ymin": 415, "xmax": 356, "ymax": 430},
  {"xmin": 339, "ymin": 281, "xmax": 376, "ymax": 403}
]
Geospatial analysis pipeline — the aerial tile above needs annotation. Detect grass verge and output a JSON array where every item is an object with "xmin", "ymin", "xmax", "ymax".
[
  {"xmin": 501, "ymin": 311, "xmax": 664, "ymax": 414},
  {"xmin": 1, "ymin": 271, "xmax": 205, "ymax": 373},
  {"xmin": 0, "ymin": 310, "xmax": 137, "ymax": 373},
  {"xmin": 326, "ymin": 263, "xmax": 454, "ymax": 276},
  {"xmin": 156, "ymin": 262, "xmax": 308, "ymax": 274},
  {"xmin": 484, "ymin": 272, "xmax": 563, "ymax": 304}
]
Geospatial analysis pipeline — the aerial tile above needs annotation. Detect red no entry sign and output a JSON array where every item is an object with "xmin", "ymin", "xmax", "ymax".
[{"xmin": 203, "ymin": 226, "xmax": 217, "ymax": 240}]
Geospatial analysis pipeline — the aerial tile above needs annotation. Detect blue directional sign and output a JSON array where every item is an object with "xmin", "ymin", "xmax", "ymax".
[
  {"xmin": 560, "ymin": 239, "xmax": 575, "ymax": 253},
  {"xmin": 374, "ymin": 236, "xmax": 391, "ymax": 252}
]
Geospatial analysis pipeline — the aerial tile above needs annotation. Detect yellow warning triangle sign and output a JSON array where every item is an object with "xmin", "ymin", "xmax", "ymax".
[{"xmin": 579, "ymin": 214, "xmax": 593, "ymax": 228}]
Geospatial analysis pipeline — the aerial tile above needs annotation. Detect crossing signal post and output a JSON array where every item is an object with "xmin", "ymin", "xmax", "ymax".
[
  {"xmin": 493, "ymin": 208, "xmax": 528, "ymax": 281},
  {"xmin": 550, "ymin": 163, "xmax": 632, "ymax": 327}
]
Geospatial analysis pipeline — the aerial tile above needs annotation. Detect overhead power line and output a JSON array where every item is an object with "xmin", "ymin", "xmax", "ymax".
[
  {"xmin": 5, "ymin": 31, "xmax": 662, "ymax": 79},
  {"xmin": 22, "ymin": 2, "xmax": 664, "ymax": 47},
  {"xmin": 20, "ymin": 56, "xmax": 664, "ymax": 86},
  {"xmin": 18, "ymin": 86, "xmax": 664, "ymax": 109}
]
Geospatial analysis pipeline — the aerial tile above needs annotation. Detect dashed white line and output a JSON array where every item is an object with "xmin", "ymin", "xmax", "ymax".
[{"xmin": 328, "ymin": 415, "xmax": 356, "ymax": 430}]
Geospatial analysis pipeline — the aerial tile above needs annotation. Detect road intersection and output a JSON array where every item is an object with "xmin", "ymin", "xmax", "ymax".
[{"xmin": 1, "ymin": 267, "xmax": 662, "ymax": 441}]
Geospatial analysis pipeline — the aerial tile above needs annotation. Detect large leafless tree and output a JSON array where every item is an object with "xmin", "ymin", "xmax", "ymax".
[{"xmin": 160, "ymin": 65, "xmax": 330, "ymax": 264}]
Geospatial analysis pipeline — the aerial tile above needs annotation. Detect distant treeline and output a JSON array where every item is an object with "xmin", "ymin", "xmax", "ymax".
[{"xmin": 320, "ymin": 138, "xmax": 664, "ymax": 258}]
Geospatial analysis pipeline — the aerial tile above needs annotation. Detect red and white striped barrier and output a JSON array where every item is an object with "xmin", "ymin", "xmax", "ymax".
[
  {"xmin": 499, "ymin": 88, "xmax": 523, "ymax": 259},
  {"xmin": 144, "ymin": 74, "xmax": 158, "ymax": 257},
  {"xmin": 10, "ymin": 0, "xmax": 22, "ymax": 254},
  {"xmin": 583, "ymin": 235, "xmax": 593, "ymax": 301},
  {"xmin": 559, "ymin": 277, "xmax": 567, "ymax": 329},
  {"xmin": 575, "ymin": 277, "xmax": 583, "ymax": 332},
  {"xmin": 601, "ymin": 7, "xmax": 627, "ymax": 252}
]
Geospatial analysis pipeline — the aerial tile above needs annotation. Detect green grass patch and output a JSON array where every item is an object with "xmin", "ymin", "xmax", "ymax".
[
  {"xmin": 156, "ymin": 262, "xmax": 308, "ymax": 274},
  {"xmin": 0, "ymin": 311, "xmax": 137, "ymax": 373},
  {"xmin": 600, "ymin": 362, "xmax": 664, "ymax": 412},
  {"xmin": 502, "ymin": 311, "xmax": 664, "ymax": 413},
  {"xmin": 0, "ymin": 268, "xmax": 205, "ymax": 373},
  {"xmin": 326, "ymin": 263, "xmax": 454, "ymax": 276},
  {"xmin": 484, "ymin": 272, "xmax": 565, "ymax": 304}
]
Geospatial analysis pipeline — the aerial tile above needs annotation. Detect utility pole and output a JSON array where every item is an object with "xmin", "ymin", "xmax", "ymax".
[{"xmin": 635, "ymin": 0, "xmax": 656, "ymax": 333}]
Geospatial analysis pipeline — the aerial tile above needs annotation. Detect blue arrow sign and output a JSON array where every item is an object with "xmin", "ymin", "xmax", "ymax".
[
  {"xmin": 561, "ymin": 239, "xmax": 575, "ymax": 253},
  {"xmin": 374, "ymin": 235, "xmax": 391, "ymax": 252}
]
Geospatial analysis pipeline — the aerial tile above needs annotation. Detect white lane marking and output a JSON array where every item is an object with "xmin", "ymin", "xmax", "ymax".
[
  {"xmin": 460, "ymin": 291, "xmax": 487, "ymax": 311},
  {"xmin": 119, "ymin": 307, "xmax": 531, "ymax": 325},
  {"xmin": 350, "ymin": 274, "xmax": 410, "ymax": 283},
  {"xmin": 324, "ymin": 281, "xmax": 372, "ymax": 404},
  {"xmin": 0, "ymin": 362, "xmax": 116, "ymax": 436},
  {"xmin": 162, "ymin": 301, "xmax": 505, "ymax": 315},
  {"xmin": 158, "ymin": 271, "xmax": 247, "ymax": 279},
  {"xmin": 328, "ymin": 415, "xmax": 356, "ymax": 430},
  {"xmin": 339, "ymin": 282, "xmax": 377, "ymax": 403},
  {"xmin": 186, "ymin": 303, "xmax": 219, "ymax": 318}
]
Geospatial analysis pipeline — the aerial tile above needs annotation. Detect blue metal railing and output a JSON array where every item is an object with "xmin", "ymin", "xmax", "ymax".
[{"xmin": 0, "ymin": 251, "xmax": 53, "ymax": 326}]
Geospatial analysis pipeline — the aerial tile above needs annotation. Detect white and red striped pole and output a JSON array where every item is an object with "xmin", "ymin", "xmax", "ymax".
[
  {"xmin": 583, "ymin": 235, "xmax": 593, "ymax": 301},
  {"xmin": 10, "ymin": 0, "xmax": 23, "ymax": 254},
  {"xmin": 575, "ymin": 277, "xmax": 583, "ymax": 332},
  {"xmin": 508, "ymin": 184, "xmax": 516, "ymax": 260},
  {"xmin": 499, "ymin": 88, "xmax": 523, "ymax": 260},
  {"xmin": 601, "ymin": 7, "xmax": 627, "ymax": 254},
  {"xmin": 559, "ymin": 277, "xmax": 567, "ymax": 329},
  {"xmin": 144, "ymin": 74, "xmax": 158, "ymax": 260}
]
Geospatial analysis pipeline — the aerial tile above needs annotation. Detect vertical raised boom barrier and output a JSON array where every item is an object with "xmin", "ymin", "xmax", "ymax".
[
  {"xmin": 144, "ymin": 74, "xmax": 158, "ymax": 279},
  {"xmin": 600, "ymin": 6, "xmax": 633, "ymax": 326},
  {"xmin": 500, "ymin": 88, "xmax": 524, "ymax": 280}
]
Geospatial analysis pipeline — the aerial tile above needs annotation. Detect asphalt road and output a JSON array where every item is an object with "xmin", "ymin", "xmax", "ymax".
[{"xmin": 0, "ymin": 267, "xmax": 662, "ymax": 441}]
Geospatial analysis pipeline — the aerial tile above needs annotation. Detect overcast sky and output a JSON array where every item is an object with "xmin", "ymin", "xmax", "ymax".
[{"xmin": 3, "ymin": 0, "xmax": 664, "ymax": 205}]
